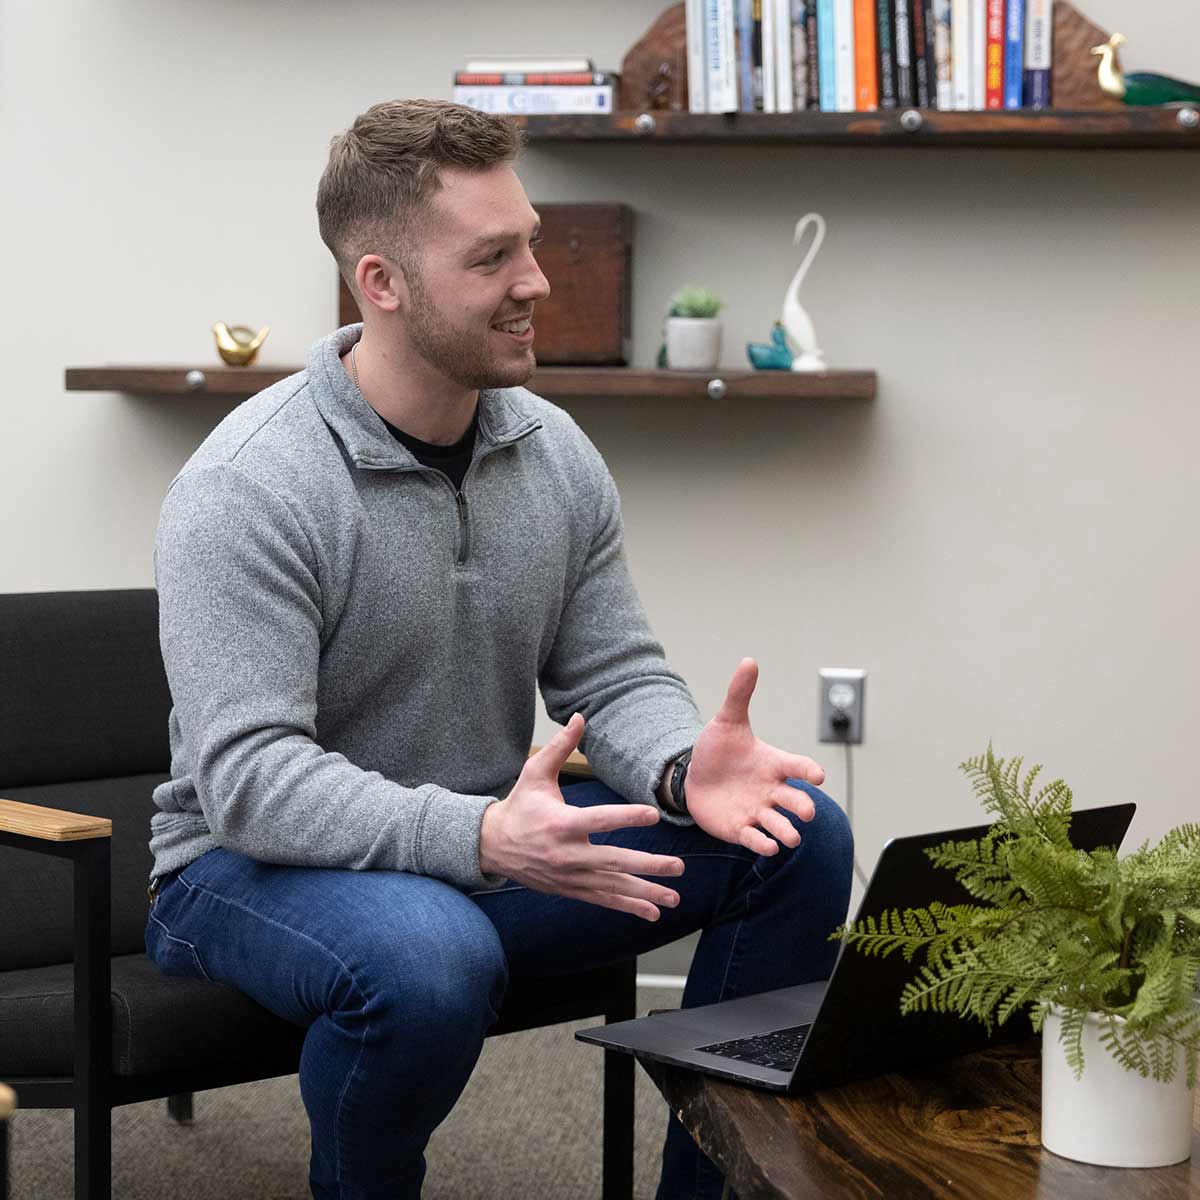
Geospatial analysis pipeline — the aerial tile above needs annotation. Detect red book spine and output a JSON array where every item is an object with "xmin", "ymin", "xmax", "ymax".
[{"xmin": 985, "ymin": 0, "xmax": 1005, "ymax": 109}]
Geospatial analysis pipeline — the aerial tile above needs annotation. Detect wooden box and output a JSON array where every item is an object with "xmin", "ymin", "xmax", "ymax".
[{"xmin": 337, "ymin": 202, "xmax": 632, "ymax": 366}]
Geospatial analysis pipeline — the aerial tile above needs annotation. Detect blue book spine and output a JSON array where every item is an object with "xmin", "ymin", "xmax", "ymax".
[
  {"xmin": 817, "ymin": 0, "xmax": 837, "ymax": 109},
  {"xmin": 1003, "ymin": 0, "xmax": 1024, "ymax": 108},
  {"xmin": 737, "ymin": 0, "xmax": 756, "ymax": 110}
]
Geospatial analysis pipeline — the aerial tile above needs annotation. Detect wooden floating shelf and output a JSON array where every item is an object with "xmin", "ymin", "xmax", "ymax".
[
  {"xmin": 517, "ymin": 108, "xmax": 1200, "ymax": 149},
  {"xmin": 64, "ymin": 365, "xmax": 877, "ymax": 402}
]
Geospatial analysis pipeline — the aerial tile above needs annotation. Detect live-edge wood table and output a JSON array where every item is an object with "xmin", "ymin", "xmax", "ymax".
[{"xmin": 639, "ymin": 1040, "xmax": 1200, "ymax": 1199}]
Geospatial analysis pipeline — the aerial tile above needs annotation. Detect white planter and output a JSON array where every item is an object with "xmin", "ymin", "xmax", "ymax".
[
  {"xmin": 665, "ymin": 317, "xmax": 722, "ymax": 370},
  {"xmin": 1041, "ymin": 1007, "xmax": 1196, "ymax": 1167}
]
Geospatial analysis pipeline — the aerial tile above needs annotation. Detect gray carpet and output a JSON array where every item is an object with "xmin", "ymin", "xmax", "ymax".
[{"xmin": 7, "ymin": 987, "xmax": 683, "ymax": 1200}]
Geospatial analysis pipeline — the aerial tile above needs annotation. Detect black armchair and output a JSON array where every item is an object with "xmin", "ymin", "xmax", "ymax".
[{"xmin": 0, "ymin": 589, "xmax": 635, "ymax": 1200}]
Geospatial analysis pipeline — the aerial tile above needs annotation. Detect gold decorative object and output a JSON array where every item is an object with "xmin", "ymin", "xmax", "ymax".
[
  {"xmin": 212, "ymin": 322, "xmax": 270, "ymax": 366},
  {"xmin": 1092, "ymin": 32, "xmax": 1200, "ymax": 106}
]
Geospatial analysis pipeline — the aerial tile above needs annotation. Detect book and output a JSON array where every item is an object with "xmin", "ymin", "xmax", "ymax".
[
  {"xmin": 835, "ymin": 0, "xmax": 856, "ymax": 110},
  {"xmin": 877, "ymin": 0, "xmax": 898, "ymax": 108},
  {"xmin": 791, "ymin": 0, "xmax": 811, "ymax": 110},
  {"xmin": 951, "ymin": 0, "xmax": 971, "ymax": 107},
  {"xmin": 753, "ymin": 0, "xmax": 766, "ymax": 108},
  {"xmin": 985, "ymin": 0, "xmax": 1005, "ymax": 108},
  {"xmin": 762, "ymin": 0, "xmax": 777, "ymax": 110},
  {"xmin": 912, "ymin": 0, "xmax": 932, "ymax": 107},
  {"xmin": 453, "ymin": 85, "xmax": 613, "ymax": 113},
  {"xmin": 777, "ymin": 0, "xmax": 797, "ymax": 110},
  {"xmin": 465, "ymin": 58, "xmax": 592, "ymax": 73},
  {"xmin": 1003, "ymin": 0, "xmax": 1024, "ymax": 108},
  {"xmin": 1023, "ymin": 0, "xmax": 1051, "ymax": 108},
  {"xmin": 894, "ymin": 0, "xmax": 914, "ymax": 106},
  {"xmin": 454, "ymin": 71, "xmax": 613, "ymax": 86},
  {"xmin": 708, "ymin": 0, "xmax": 740, "ymax": 113},
  {"xmin": 932, "ymin": 0, "xmax": 953, "ymax": 109},
  {"xmin": 853, "ymin": 0, "xmax": 878, "ymax": 109},
  {"xmin": 817, "ymin": 0, "xmax": 837, "ymax": 109},
  {"xmin": 806, "ymin": 4, "xmax": 821, "ymax": 106},
  {"xmin": 970, "ymin": 0, "xmax": 987, "ymax": 109},
  {"xmin": 737, "ymin": 0, "xmax": 756, "ymax": 111},
  {"xmin": 687, "ymin": 0, "xmax": 709, "ymax": 111}
]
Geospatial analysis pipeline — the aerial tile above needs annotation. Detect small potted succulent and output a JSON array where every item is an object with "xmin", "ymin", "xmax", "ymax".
[
  {"xmin": 661, "ymin": 285, "xmax": 723, "ymax": 370},
  {"xmin": 834, "ymin": 747, "xmax": 1200, "ymax": 1168}
]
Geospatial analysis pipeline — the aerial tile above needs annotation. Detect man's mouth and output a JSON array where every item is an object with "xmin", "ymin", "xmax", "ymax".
[{"xmin": 492, "ymin": 315, "xmax": 534, "ymax": 341}]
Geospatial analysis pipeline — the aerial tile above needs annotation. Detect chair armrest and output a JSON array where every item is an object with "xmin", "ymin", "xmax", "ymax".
[
  {"xmin": 0, "ymin": 797, "xmax": 111, "ymax": 842},
  {"xmin": 528, "ymin": 746, "xmax": 594, "ymax": 780}
]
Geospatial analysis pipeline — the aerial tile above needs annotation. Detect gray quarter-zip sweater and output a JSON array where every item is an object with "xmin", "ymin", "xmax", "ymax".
[{"xmin": 149, "ymin": 323, "xmax": 703, "ymax": 890}]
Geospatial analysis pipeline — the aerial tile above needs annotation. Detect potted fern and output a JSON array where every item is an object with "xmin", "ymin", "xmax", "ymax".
[
  {"xmin": 835, "ymin": 747, "xmax": 1200, "ymax": 1168},
  {"xmin": 662, "ymin": 285, "xmax": 723, "ymax": 370}
]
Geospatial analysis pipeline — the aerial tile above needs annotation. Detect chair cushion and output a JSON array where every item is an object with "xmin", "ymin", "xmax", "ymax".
[
  {"xmin": 0, "ymin": 953, "xmax": 304, "ymax": 1078},
  {"xmin": 0, "ymin": 774, "xmax": 168, "ymax": 971}
]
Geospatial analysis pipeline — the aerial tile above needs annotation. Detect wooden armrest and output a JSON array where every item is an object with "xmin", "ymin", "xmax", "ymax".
[
  {"xmin": 0, "ymin": 1082, "xmax": 14, "ymax": 1120},
  {"xmin": 0, "ymin": 797, "xmax": 112, "ymax": 842},
  {"xmin": 527, "ymin": 746, "xmax": 594, "ymax": 779}
]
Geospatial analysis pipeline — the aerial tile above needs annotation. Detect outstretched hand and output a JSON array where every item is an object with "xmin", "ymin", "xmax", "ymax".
[{"xmin": 686, "ymin": 658, "xmax": 826, "ymax": 855}]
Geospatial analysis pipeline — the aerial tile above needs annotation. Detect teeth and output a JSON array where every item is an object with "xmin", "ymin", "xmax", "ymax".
[{"xmin": 495, "ymin": 319, "xmax": 531, "ymax": 334}]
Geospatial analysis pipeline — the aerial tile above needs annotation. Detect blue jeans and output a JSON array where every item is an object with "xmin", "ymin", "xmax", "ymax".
[{"xmin": 145, "ymin": 780, "xmax": 853, "ymax": 1199}]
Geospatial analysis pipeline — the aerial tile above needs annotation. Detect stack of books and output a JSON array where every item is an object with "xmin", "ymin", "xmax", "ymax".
[
  {"xmin": 453, "ymin": 57, "xmax": 617, "ymax": 114},
  {"xmin": 686, "ymin": 0, "xmax": 1054, "ymax": 113}
]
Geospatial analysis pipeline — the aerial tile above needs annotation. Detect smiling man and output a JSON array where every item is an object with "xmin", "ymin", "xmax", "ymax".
[{"xmin": 144, "ymin": 99, "xmax": 853, "ymax": 1200}]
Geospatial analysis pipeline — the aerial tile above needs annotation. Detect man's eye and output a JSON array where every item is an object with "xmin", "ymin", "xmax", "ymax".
[
  {"xmin": 481, "ymin": 249, "xmax": 505, "ymax": 266},
  {"xmin": 530, "ymin": 236, "xmax": 544, "ymax": 252}
]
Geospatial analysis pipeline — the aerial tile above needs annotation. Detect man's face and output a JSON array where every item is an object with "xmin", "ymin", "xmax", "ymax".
[{"xmin": 398, "ymin": 164, "xmax": 551, "ymax": 391}]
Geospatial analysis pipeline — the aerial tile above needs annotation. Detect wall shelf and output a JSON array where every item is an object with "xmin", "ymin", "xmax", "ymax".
[
  {"xmin": 64, "ymin": 365, "xmax": 877, "ymax": 402},
  {"xmin": 516, "ymin": 108, "xmax": 1200, "ymax": 149}
]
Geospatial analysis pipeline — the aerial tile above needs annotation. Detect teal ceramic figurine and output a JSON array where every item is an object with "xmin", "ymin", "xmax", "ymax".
[
  {"xmin": 746, "ymin": 322, "xmax": 794, "ymax": 370},
  {"xmin": 1094, "ymin": 33, "xmax": 1200, "ymax": 106}
]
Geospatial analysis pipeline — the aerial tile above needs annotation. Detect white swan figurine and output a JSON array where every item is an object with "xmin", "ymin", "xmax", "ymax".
[{"xmin": 781, "ymin": 213, "xmax": 827, "ymax": 372}]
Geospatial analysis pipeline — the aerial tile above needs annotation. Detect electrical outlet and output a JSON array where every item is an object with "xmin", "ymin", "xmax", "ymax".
[{"xmin": 818, "ymin": 668, "xmax": 866, "ymax": 744}]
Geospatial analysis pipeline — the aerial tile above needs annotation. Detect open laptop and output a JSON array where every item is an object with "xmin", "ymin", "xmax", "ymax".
[{"xmin": 576, "ymin": 802, "xmax": 1136, "ymax": 1093}]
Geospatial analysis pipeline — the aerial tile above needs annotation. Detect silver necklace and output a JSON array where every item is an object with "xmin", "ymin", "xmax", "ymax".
[{"xmin": 351, "ymin": 342, "xmax": 361, "ymax": 391}]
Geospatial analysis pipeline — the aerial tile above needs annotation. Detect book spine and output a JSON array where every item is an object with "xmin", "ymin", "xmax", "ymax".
[
  {"xmin": 753, "ymin": 0, "xmax": 765, "ymax": 108},
  {"xmin": 464, "ymin": 59, "xmax": 592, "ymax": 73},
  {"xmin": 970, "ymin": 0, "xmax": 986, "ymax": 109},
  {"xmin": 762, "ymin": 0, "xmax": 777, "ymax": 110},
  {"xmin": 806, "ymin": 5, "xmax": 821, "ymax": 106},
  {"xmin": 708, "ymin": 0, "xmax": 739, "ymax": 113},
  {"xmin": 687, "ymin": 0, "xmax": 709, "ymax": 111},
  {"xmin": 985, "ymin": 0, "xmax": 1004, "ymax": 108},
  {"xmin": 951, "ymin": 0, "xmax": 970, "ymax": 107},
  {"xmin": 894, "ymin": 0, "xmax": 913, "ymax": 106},
  {"xmin": 933, "ymin": 0, "xmax": 953, "ymax": 109},
  {"xmin": 876, "ymin": 0, "xmax": 897, "ymax": 108},
  {"xmin": 776, "ymin": 0, "xmax": 796, "ymax": 109},
  {"xmin": 817, "ymin": 0, "xmax": 837, "ymax": 109},
  {"xmin": 835, "ymin": 0, "xmax": 856, "ymax": 110},
  {"xmin": 454, "ymin": 71, "xmax": 614, "ymax": 85},
  {"xmin": 791, "ymin": 0, "xmax": 810, "ymax": 110},
  {"xmin": 1023, "ymin": 0, "xmax": 1051, "ymax": 108},
  {"xmin": 737, "ymin": 0, "xmax": 756, "ymax": 110},
  {"xmin": 853, "ymin": 0, "xmax": 878, "ymax": 109},
  {"xmin": 911, "ymin": 0, "xmax": 931, "ymax": 107},
  {"xmin": 1003, "ymin": 0, "xmax": 1024, "ymax": 107},
  {"xmin": 452, "ymin": 85, "xmax": 614, "ymax": 113}
]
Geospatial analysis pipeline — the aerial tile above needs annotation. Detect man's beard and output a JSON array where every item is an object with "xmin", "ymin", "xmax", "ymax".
[{"xmin": 403, "ymin": 262, "xmax": 536, "ymax": 391}]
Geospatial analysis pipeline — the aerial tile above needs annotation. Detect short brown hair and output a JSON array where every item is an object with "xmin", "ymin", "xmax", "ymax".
[{"xmin": 317, "ymin": 99, "xmax": 524, "ymax": 302}]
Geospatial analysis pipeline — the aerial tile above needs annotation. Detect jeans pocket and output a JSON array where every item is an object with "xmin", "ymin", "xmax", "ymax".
[{"xmin": 146, "ymin": 909, "xmax": 213, "ymax": 982}]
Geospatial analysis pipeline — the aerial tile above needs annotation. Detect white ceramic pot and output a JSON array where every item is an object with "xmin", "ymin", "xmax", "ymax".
[
  {"xmin": 1041, "ymin": 1007, "xmax": 1196, "ymax": 1167},
  {"xmin": 665, "ymin": 317, "xmax": 722, "ymax": 370}
]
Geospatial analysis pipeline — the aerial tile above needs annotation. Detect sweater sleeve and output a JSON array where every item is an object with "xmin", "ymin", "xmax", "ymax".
[
  {"xmin": 154, "ymin": 463, "xmax": 504, "ymax": 889},
  {"xmin": 537, "ymin": 445, "xmax": 704, "ymax": 824}
]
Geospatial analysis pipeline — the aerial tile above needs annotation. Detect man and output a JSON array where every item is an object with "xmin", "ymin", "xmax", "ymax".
[{"xmin": 145, "ymin": 98, "xmax": 853, "ymax": 1199}]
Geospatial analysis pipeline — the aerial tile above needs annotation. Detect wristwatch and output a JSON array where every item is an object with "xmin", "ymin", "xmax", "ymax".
[{"xmin": 667, "ymin": 748, "xmax": 693, "ymax": 816}]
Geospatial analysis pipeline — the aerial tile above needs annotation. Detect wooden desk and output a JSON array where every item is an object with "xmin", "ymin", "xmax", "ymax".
[{"xmin": 639, "ymin": 1041, "xmax": 1200, "ymax": 1199}]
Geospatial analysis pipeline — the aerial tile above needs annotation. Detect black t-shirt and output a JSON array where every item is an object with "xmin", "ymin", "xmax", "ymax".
[{"xmin": 381, "ymin": 410, "xmax": 479, "ymax": 494}]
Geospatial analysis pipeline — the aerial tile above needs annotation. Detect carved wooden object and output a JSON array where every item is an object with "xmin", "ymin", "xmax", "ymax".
[
  {"xmin": 1052, "ymin": 0, "xmax": 1125, "ymax": 110},
  {"xmin": 618, "ymin": 2, "xmax": 688, "ymax": 113}
]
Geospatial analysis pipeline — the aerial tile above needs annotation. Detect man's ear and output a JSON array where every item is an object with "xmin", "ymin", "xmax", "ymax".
[{"xmin": 354, "ymin": 254, "xmax": 404, "ymax": 315}]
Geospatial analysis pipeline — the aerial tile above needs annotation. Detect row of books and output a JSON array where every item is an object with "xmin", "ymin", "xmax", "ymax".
[
  {"xmin": 687, "ymin": 0, "xmax": 1055, "ymax": 113},
  {"xmin": 452, "ymin": 56, "xmax": 616, "ymax": 114}
]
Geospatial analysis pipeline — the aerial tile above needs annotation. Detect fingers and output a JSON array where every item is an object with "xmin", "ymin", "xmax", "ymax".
[
  {"xmin": 529, "ymin": 713, "xmax": 586, "ymax": 778},
  {"xmin": 780, "ymin": 752, "xmax": 825, "ymax": 786},
  {"xmin": 576, "ymin": 839, "xmax": 686, "ymax": 878},
  {"xmin": 756, "ymin": 807, "xmax": 803, "ymax": 849},
  {"xmin": 573, "ymin": 802, "xmax": 661, "ymax": 836},
  {"xmin": 774, "ymin": 783, "xmax": 817, "ymax": 822},
  {"xmin": 572, "ymin": 869, "xmax": 681, "ymax": 912},
  {"xmin": 738, "ymin": 824, "xmax": 780, "ymax": 856},
  {"xmin": 715, "ymin": 657, "xmax": 758, "ymax": 725}
]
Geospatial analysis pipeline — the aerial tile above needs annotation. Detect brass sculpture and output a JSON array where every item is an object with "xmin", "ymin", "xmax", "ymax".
[{"xmin": 213, "ymin": 322, "xmax": 270, "ymax": 367}]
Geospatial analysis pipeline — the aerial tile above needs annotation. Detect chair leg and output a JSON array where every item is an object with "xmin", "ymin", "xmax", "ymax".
[
  {"xmin": 602, "ymin": 1049, "xmax": 635, "ymax": 1200},
  {"xmin": 74, "ymin": 1100, "xmax": 111, "ymax": 1200},
  {"xmin": 167, "ymin": 1093, "xmax": 194, "ymax": 1124}
]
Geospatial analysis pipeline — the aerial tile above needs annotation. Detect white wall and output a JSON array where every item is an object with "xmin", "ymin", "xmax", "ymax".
[{"xmin": 2, "ymin": 0, "xmax": 1198, "ymax": 872}]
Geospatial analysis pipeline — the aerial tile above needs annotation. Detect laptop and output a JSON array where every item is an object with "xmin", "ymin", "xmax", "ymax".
[{"xmin": 576, "ymin": 802, "xmax": 1136, "ymax": 1093}]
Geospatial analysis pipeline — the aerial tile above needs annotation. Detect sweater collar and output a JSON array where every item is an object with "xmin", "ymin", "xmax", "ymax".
[{"xmin": 307, "ymin": 323, "xmax": 542, "ymax": 469}]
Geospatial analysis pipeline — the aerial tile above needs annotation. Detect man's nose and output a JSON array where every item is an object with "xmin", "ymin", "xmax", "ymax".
[{"xmin": 514, "ymin": 253, "xmax": 551, "ymax": 303}]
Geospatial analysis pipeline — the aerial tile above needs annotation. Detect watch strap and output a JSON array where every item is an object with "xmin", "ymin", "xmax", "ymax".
[{"xmin": 669, "ymin": 748, "xmax": 693, "ymax": 816}]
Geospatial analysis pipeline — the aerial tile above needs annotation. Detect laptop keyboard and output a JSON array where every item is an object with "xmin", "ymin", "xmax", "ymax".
[{"xmin": 695, "ymin": 1023, "xmax": 812, "ymax": 1072}]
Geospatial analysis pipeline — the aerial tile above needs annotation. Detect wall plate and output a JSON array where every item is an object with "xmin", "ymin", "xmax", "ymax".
[{"xmin": 818, "ymin": 668, "xmax": 866, "ymax": 743}]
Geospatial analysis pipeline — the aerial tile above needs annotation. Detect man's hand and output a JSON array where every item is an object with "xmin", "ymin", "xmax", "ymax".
[
  {"xmin": 479, "ymin": 713, "xmax": 685, "ymax": 922},
  {"xmin": 686, "ymin": 658, "xmax": 826, "ymax": 855}
]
